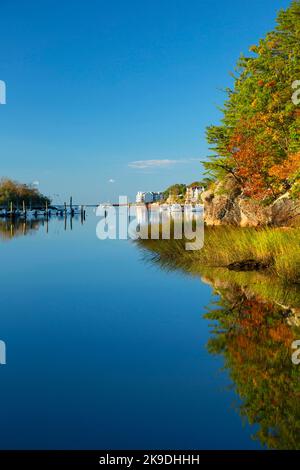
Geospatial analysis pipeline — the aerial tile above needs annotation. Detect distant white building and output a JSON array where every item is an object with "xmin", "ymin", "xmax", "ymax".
[
  {"xmin": 152, "ymin": 192, "xmax": 164, "ymax": 202},
  {"xmin": 136, "ymin": 191, "xmax": 164, "ymax": 203},
  {"xmin": 185, "ymin": 186, "xmax": 204, "ymax": 203},
  {"xmin": 136, "ymin": 192, "xmax": 144, "ymax": 203}
]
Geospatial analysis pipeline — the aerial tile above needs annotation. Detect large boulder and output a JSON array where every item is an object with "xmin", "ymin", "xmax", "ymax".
[
  {"xmin": 239, "ymin": 198, "xmax": 272, "ymax": 227},
  {"xmin": 201, "ymin": 176, "xmax": 241, "ymax": 226},
  {"xmin": 272, "ymin": 192, "xmax": 300, "ymax": 227},
  {"xmin": 202, "ymin": 178, "xmax": 300, "ymax": 227}
]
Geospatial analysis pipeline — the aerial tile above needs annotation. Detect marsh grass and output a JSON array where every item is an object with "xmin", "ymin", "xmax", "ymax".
[
  {"xmin": 200, "ymin": 227, "xmax": 300, "ymax": 282},
  {"xmin": 138, "ymin": 226, "xmax": 300, "ymax": 283}
]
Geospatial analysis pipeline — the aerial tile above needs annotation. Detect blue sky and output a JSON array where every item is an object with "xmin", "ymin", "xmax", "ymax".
[{"xmin": 0, "ymin": 0, "xmax": 291, "ymax": 203}]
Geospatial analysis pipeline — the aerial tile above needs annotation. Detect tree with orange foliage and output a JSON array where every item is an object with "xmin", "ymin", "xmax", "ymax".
[
  {"xmin": 205, "ymin": 1, "xmax": 300, "ymax": 201},
  {"xmin": 269, "ymin": 152, "xmax": 300, "ymax": 197}
]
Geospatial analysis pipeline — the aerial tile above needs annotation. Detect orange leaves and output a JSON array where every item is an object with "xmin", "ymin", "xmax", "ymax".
[
  {"xmin": 226, "ymin": 114, "xmax": 300, "ymax": 200},
  {"xmin": 255, "ymin": 79, "xmax": 276, "ymax": 88},
  {"xmin": 228, "ymin": 120, "xmax": 274, "ymax": 199},
  {"xmin": 269, "ymin": 152, "xmax": 300, "ymax": 181},
  {"xmin": 294, "ymin": 109, "xmax": 300, "ymax": 118},
  {"xmin": 269, "ymin": 324, "xmax": 293, "ymax": 346}
]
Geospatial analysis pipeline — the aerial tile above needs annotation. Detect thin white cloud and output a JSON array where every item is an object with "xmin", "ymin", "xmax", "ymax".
[
  {"xmin": 32, "ymin": 180, "xmax": 40, "ymax": 186},
  {"xmin": 128, "ymin": 159, "xmax": 186, "ymax": 169},
  {"xmin": 108, "ymin": 179, "xmax": 115, "ymax": 183}
]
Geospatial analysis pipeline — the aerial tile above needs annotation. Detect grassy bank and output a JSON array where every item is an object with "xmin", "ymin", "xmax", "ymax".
[
  {"xmin": 197, "ymin": 227, "xmax": 300, "ymax": 283},
  {"xmin": 138, "ymin": 226, "xmax": 300, "ymax": 284}
]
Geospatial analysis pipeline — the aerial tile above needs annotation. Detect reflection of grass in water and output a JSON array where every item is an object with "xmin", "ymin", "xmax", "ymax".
[
  {"xmin": 137, "ymin": 226, "xmax": 300, "ymax": 284},
  {"xmin": 0, "ymin": 219, "xmax": 42, "ymax": 241},
  {"xmin": 200, "ymin": 267, "xmax": 300, "ymax": 309}
]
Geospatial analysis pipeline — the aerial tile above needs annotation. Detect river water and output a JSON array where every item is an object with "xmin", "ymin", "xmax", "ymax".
[{"xmin": 1, "ymin": 209, "xmax": 298, "ymax": 449}]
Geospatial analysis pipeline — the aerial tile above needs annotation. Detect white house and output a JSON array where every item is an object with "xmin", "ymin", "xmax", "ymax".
[
  {"xmin": 136, "ymin": 191, "xmax": 144, "ymax": 203},
  {"xmin": 185, "ymin": 186, "xmax": 204, "ymax": 203},
  {"xmin": 136, "ymin": 191, "xmax": 164, "ymax": 203}
]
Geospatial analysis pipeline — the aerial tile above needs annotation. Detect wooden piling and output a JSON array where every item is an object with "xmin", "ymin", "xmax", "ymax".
[
  {"xmin": 64, "ymin": 202, "xmax": 67, "ymax": 230},
  {"xmin": 22, "ymin": 200, "xmax": 26, "ymax": 219}
]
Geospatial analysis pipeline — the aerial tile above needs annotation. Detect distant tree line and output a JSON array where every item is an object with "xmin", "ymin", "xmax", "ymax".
[
  {"xmin": 162, "ymin": 178, "xmax": 213, "ymax": 201},
  {"xmin": 0, "ymin": 178, "xmax": 51, "ymax": 208}
]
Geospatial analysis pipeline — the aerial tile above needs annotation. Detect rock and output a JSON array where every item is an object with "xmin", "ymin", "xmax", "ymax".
[
  {"xmin": 239, "ymin": 198, "xmax": 272, "ymax": 227},
  {"xmin": 227, "ymin": 259, "xmax": 269, "ymax": 271},
  {"xmin": 287, "ymin": 308, "xmax": 300, "ymax": 328},
  {"xmin": 272, "ymin": 192, "xmax": 300, "ymax": 227},
  {"xmin": 202, "ymin": 178, "xmax": 300, "ymax": 227},
  {"xmin": 201, "ymin": 176, "xmax": 241, "ymax": 226}
]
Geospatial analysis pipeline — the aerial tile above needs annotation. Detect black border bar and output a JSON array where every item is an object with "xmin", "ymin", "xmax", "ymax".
[{"xmin": 0, "ymin": 450, "xmax": 297, "ymax": 467}]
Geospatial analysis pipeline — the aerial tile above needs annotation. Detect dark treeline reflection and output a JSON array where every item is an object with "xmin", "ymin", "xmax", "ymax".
[
  {"xmin": 0, "ymin": 214, "xmax": 85, "ymax": 240},
  {"xmin": 136, "ymin": 236, "xmax": 300, "ymax": 450},
  {"xmin": 0, "ymin": 218, "xmax": 43, "ymax": 240}
]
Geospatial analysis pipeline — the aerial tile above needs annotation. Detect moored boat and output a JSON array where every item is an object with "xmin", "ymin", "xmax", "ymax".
[
  {"xmin": 159, "ymin": 204, "xmax": 170, "ymax": 212},
  {"xmin": 192, "ymin": 204, "xmax": 203, "ymax": 212},
  {"xmin": 170, "ymin": 204, "xmax": 182, "ymax": 212}
]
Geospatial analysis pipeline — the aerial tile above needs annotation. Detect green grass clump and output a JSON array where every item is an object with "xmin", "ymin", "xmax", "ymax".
[
  {"xmin": 201, "ymin": 227, "xmax": 300, "ymax": 282},
  {"xmin": 137, "ymin": 226, "xmax": 300, "ymax": 283}
]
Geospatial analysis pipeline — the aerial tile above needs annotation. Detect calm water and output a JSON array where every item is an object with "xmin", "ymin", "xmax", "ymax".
[{"xmin": 0, "ymin": 211, "xmax": 278, "ymax": 449}]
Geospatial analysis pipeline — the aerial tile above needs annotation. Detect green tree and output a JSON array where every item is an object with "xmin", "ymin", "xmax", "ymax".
[
  {"xmin": 0, "ymin": 178, "xmax": 51, "ymax": 207},
  {"xmin": 205, "ymin": 0, "xmax": 300, "ymax": 200},
  {"xmin": 163, "ymin": 183, "xmax": 187, "ymax": 200}
]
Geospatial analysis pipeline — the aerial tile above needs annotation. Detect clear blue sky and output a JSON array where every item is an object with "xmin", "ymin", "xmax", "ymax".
[{"xmin": 0, "ymin": 0, "xmax": 291, "ymax": 203}]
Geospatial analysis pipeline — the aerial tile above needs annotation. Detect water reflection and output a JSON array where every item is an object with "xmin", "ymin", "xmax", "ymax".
[
  {"xmin": 136, "ymin": 235, "xmax": 300, "ymax": 450},
  {"xmin": 2, "ymin": 212, "xmax": 300, "ymax": 448},
  {"xmin": 0, "ymin": 213, "xmax": 85, "ymax": 240},
  {"xmin": 134, "ymin": 205, "xmax": 203, "ymax": 226},
  {"xmin": 203, "ymin": 276, "xmax": 300, "ymax": 450},
  {"xmin": 0, "ymin": 218, "xmax": 42, "ymax": 240}
]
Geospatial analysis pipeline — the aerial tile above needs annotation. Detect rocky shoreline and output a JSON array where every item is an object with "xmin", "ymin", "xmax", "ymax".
[{"xmin": 201, "ymin": 176, "xmax": 300, "ymax": 227}]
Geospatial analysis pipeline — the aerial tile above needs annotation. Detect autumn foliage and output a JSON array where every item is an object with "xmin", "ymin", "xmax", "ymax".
[
  {"xmin": 205, "ymin": 1, "xmax": 300, "ymax": 201},
  {"xmin": 0, "ymin": 178, "xmax": 50, "ymax": 207},
  {"xmin": 205, "ymin": 287, "xmax": 300, "ymax": 449}
]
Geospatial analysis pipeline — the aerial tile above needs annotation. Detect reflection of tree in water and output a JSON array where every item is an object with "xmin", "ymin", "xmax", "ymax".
[
  {"xmin": 204, "ymin": 280, "xmax": 300, "ymax": 450},
  {"xmin": 136, "ymin": 237, "xmax": 300, "ymax": 449},
  {"xmin": 0, "ymin": 219, "xmax": 43, "ymax": 240},
  {"xmin": 0, "ymin": 213, "xmax": 84, "ymax": 241}
]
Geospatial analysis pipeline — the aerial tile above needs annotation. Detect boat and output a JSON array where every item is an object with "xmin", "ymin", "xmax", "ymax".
[
  {"xmin": 192, "ymin": 204, "xmax": 203, "ymax": 212},
  {"xmin": 170, "ymin": 204, "xmax": 182, "ymax": 212},
  {"xmin": 159, "ymin": 204, "xmax": 170, "ymax": 212}
]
